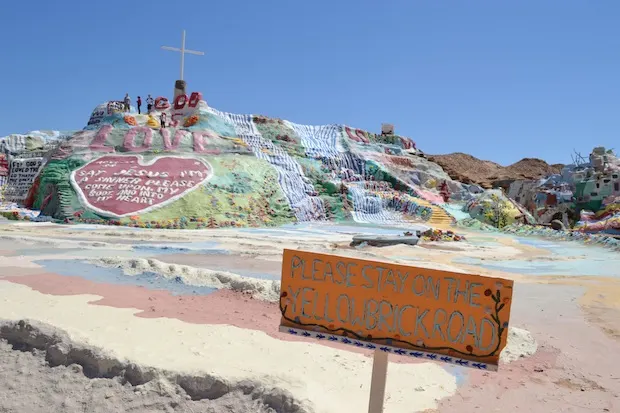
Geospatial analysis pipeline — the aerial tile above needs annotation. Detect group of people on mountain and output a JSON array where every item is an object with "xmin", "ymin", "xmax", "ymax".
[
  {"xmin": 123, "ymin": 93, "xmax": 154, "ymax": 115},
  {"xmin": 123, "ymin": 93, "xmax": 167, "ymax": 128}
]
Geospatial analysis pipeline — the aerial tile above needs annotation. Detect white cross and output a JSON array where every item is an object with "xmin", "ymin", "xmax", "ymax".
[{"xmin": 161, "ymin": 30, "xmax": 204, "ymax": 81}]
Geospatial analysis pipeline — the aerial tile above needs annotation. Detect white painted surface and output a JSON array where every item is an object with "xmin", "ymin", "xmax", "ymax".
[{"xmin": 0, "ymin": 281, "xmax": 458, "ymax": 413}]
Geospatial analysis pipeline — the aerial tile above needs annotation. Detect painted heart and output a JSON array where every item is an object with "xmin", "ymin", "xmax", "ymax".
[{"xmin": 70, "ymin": 155, "xmax": 212, "ymax": 218}]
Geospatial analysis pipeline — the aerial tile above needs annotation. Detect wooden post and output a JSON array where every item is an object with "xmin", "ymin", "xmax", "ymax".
[{"xmin": 367, "ymin": 350, "xmax": 389, "ymax": 413}]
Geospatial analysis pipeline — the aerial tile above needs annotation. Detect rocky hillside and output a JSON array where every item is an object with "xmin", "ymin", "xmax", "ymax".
[{"xmin": 427, "ymin": 153, "xmax": 564, "ymax": 189}]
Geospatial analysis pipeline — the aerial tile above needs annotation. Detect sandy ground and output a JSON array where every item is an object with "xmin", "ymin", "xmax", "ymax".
[
  {"xmin": 0, "ymin": 222, "xmax": 619, "ymax": 412},
  {"xmin": 0, "ymin": 340, "xmax": 277, "ymax": 413}
]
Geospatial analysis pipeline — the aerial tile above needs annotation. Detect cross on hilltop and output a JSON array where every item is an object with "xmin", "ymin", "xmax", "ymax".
[{"xmin": 161, "ymin": 30, "xmax": 204, "ymax": 81}]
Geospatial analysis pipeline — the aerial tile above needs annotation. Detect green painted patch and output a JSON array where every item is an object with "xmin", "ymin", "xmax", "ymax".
[
  {"xmin": 253, "ymin": 116, "xmax": 306, "ymax": 157},
  {"xmin": 135, "ymin": 155, "xmax": 293, "ymax": 227}
]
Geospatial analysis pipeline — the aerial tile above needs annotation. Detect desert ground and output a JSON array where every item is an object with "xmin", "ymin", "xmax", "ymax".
[{"xmin": 0, "ymin": 220, "xmax": 619, "ymax": 412}]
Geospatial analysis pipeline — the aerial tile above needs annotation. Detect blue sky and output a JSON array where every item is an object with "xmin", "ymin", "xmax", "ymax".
[{"xmin": 1, "ymin": 0, "xmax": 618, "ymax": 165}]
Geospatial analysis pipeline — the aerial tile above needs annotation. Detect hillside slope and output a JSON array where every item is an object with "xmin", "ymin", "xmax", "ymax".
[
  {"xmin": 18, "ymin": 94, "xmax": 485, "ymax": 228},
  {"xmin": 0, "ymin": 95, "xmax": 537, "ymax": 229},
  {"xmin": 427, "ymin": 152, "xmax": 563, "ymax": 188}
]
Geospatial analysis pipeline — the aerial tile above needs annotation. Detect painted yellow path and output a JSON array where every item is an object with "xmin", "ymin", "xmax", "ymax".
[{"xmin": 415, "ymin": 198, "xmax": 455, "ymax": 227}]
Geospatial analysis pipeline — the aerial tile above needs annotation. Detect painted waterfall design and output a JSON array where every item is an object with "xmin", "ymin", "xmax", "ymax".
[
  {"xmin": 208, "ymin": 108, "xmax": 326, "ymax": 221},
  {"xmin": 285, "ymin": 122, "xmax": 344, "ymax": 158},
  {"xmin": 288, "ymin": 120, "xmax": 409, "ymax": 224},
  {"xmin": 348, "ymin": 183, "xmax": 406, "ymax": 223}
]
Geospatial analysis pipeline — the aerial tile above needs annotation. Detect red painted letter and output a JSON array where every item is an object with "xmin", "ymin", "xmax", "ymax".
[
  {"xmin": 123, "ymin": 127, "xmax": 153, "ymax": 152},
  {"xmin": 174, "ymin": 94, "xmax": 188, "ymax": 110},
  {"xmin": 355, "ymin": 129, "xmax": 370, "ymax": 144},
  {"xmin": 188, "ymin": 92, "xmax": 203, "ymax": 108},
  {"xmin": 344, "ymin": 126, "xmax": 361, "ymax": 142},
  {"xmin": 170, "ymin": 112, "xmax": 185, "ymax": 128},
  {"xmin": 155, "ymin": 97, "xmax": 170, "ymax": 110},
  {"xmin": 192, "ymin": 131, "xmax": 220, "ymax": 154},
  {"xmin": 400, "ymin": 136, "xmax": 413, "ymax": 150},
  {"xmin": 89, "ymin": 125, "xmax": 115, "ymax": 152},
  {"xmin": 160, "ymin": 129, "xmax": 188, "ymax": 150}
]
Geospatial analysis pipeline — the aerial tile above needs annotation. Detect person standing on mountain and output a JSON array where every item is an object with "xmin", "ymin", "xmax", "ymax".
[
  {"xmin": 146, "ymin": 95, "xmax": 154, "ymax": 113},
  {"xmin": 136, "ymin": 96, "xmax": 142, "ymax": 114},
  {"xmin": 160, "ymin": 112, "xmax": 167, "ymax": 129},
  {"xmin": 440, "ymin": 180, "xmax": 451, "ymax": 203},
  {"xmin": 123, "ymin": 93, "xmax": 131, "ymax": 112}
]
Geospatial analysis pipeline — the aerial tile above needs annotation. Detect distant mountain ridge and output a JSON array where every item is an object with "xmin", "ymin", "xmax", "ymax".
[{"xmin": 427, "ymin": 152, "xmax": 564, "ymax": 189}]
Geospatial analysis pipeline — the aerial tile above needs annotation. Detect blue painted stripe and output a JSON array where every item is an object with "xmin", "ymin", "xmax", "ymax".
[{"xmin": 34, "ymin": 259, "xmax": 217, "ymax": 296}]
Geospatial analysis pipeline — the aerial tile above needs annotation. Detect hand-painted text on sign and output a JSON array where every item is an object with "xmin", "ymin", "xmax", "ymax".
[
  {"xmin": 3, "ymin": 158, "xmax": 44, "ymax": 202},
  {"xmin": 279, "ymin": 250, "xmax": 514, "ymax": 370}
]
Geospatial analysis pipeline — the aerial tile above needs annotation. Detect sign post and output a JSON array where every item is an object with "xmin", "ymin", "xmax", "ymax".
[
  {"xmin": 278, "ymin": 249, "xmax": 514, "ymax": 410},
  {"xmin": 368, "ymin": 349, "xmax": 389, "ymax": 413}
]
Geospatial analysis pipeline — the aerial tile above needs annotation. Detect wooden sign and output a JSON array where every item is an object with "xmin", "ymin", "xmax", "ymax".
[{"xmin": 279, "ymin": 249, "xmax": 514, "ymax": 371}]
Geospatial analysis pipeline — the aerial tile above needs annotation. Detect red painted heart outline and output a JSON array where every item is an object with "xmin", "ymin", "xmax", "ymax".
[{"xmin": 70, "ymin": 155, "xmax": 212, "ymax": 218}]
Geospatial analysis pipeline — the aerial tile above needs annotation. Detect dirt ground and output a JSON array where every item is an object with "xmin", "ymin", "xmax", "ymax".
[
  {"xmin": 0, "ymin": 340, "xmax": 276, "ymax": 413},
  {"xmin": 1, "ymin": 222, "xmax": 619, "ymax": 412}
]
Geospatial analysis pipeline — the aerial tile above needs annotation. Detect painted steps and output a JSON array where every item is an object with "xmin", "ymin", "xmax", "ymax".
[{"xmin": 414, "ymin": 198, "xmax": 455, "ymax": 226}]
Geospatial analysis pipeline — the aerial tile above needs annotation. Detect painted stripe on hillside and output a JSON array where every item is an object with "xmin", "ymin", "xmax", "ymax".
[
  {"xmin": 284, "ymin": 121, "xmax": 344, "ymax": 158},
  {"xmin": 207, "ymin": 108, "xmax": 326, "ymax": 221}
]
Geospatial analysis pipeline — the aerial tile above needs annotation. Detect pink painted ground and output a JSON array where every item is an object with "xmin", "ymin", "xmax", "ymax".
[
  {"xmin": 2, "ymin": 272, "xmax": 400, "ymax": 360},
  {"xmin": 4, "ymin": 271, "xmax": 620, "ymax": 412},
  {"xmin": 433, "ymin": 282, "xmax": 620, "ymax": 412}
]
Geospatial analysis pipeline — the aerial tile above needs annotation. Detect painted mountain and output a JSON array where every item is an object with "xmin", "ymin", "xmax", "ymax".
[{"xmin": 8, "ymin": 93, "xmax": 523, "ymax": 229}]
